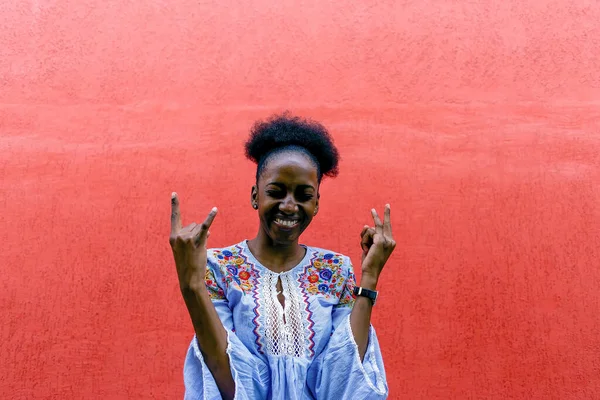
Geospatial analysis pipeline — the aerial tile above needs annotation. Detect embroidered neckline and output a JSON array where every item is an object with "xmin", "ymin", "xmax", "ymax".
[
  {"xmin": 208, "ymin": 241, "xmax": 351, "ymax": 359},
  {"xmin": 239, "ymin": 240, "xmax": 311, "ymax": 276},
  {"xmin": 239, "ymin": 240, "xmax": 313, "ymax": 358}
]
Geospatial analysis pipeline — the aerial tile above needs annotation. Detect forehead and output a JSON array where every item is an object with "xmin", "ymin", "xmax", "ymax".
[{"xmin": 259, "ymin": 152, "xmax": 318, "ymax": 186}]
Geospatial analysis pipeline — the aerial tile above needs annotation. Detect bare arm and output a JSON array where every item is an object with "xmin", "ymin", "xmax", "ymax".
[
  {"xmin": 351, "ymin": 205, "xmax": 396, "ymax": 362},
  {"xmin": 182, "ymin": 287, "xmax": 234, "ymax": 399},
  {"xmin": 169, "ymin": 193, "xmax": 235, "ymax": 399},
  {"xmin": 350, "ymin": 275, "xmax": 378, "ymax": 362}
]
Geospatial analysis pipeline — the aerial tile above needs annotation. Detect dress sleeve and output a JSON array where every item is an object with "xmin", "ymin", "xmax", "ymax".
[
  {"xmin": 183, "ymin": 254, "xmax": 270, "ymax": 400},
  {"xmin": 306, "ymin": 257, "xmax": 389, "ymax": 400}
]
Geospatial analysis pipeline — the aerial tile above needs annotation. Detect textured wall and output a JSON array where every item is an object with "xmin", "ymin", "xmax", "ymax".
[{"xmin": 1, "ymin": 1, "xmax": 600, "ymax": 399}]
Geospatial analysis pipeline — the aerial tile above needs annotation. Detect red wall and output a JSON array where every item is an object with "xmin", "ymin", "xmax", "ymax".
[{"xmin": 2, "ymin": 1, "xmax": 599, "ymax": 398}]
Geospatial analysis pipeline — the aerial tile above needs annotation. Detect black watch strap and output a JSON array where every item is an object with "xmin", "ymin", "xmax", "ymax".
[{"xmin": 353, "ymin": 286, "xmax": 378, "ymax": 305}]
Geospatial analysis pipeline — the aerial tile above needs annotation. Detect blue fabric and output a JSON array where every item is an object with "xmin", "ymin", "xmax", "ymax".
[{"xmin": 183, "ymin": 240, "xmax": 388, "ymax": 399}]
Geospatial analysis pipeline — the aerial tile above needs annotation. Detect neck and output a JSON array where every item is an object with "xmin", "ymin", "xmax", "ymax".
[{"xmin": 247, "ymin": 229, "xmax": 305, "ymax": 273}]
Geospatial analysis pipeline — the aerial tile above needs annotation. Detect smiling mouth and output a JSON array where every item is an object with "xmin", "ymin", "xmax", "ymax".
[{"xmin": 274, "ymin": 218, "xmax": 299, "ymax": 228}]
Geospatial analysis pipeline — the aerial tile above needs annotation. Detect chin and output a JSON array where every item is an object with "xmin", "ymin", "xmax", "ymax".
[
  {"xmin": 270, "ymin": 227, "xmax": 306, "ymax": 245},
  {"xmin": 271, "ymin": 232, "xmax": 299, "ymax": 244}
]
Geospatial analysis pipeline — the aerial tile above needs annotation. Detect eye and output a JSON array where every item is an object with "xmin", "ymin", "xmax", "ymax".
[
  {"xmin": 266, "ymin": 190, "xmax": 284, "ymax": 198},
  {"xmin": 298, "ymin": 193, "xmax": 314, "ymax": 202}
]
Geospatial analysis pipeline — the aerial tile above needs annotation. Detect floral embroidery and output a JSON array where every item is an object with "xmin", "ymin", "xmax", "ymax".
[
  {"xmin": 210, "ymin": 246, "xmax": 259, "ymax": 295},
  {"xmin": 207, "ymin": 246, "xmax": 354, "ymax": 305},
  {"xmin": 205, "ymin": 261, "xmax": 226, "ymax": 300},
  {"xmin": 227, "ymin": 265, "xmax": 238, "ymax": 276},
  {"xmin": 204, "ymin": 242, "xmax": 358, "ymax": 362},
  {"xmin": 239, "ymin": 271, "xmax": 250, "ymax": 280},
  {"xmin": 337, "ymin": 269, "xmax": 356, "ymax": 307},
  {"xmin": 319, "ymin": 269, "xmax": 332, "ymax": 280},
  {"xmin": 300, "ymin": 251, "xmax": 347, "ymax": 300}
]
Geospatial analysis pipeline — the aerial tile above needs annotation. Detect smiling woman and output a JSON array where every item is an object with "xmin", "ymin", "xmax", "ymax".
[
  {"xmin": 169, "ymin": 113, "xmax": 396, "ymax": 400},
  {"xmin": 250, "ymin": 151, "xmax": 319, "ymax": 251}
]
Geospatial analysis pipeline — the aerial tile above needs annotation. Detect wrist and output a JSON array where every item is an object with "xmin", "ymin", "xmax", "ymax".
[
  {"xmin": 181, "ymin": 286, "xmax": 212, "ymax": 328},
  {"xmin": 180, "ymin": 278, "xmax": 207, "ymax": 295},
  {"xmin": 181, "ymin": 285, "xmax": 209, "ymax": 306},
  {"xmin": 358, "ymin": 273, "xmax": 379, "ymax": 290}
]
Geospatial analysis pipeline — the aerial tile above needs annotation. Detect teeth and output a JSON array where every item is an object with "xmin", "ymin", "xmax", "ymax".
[{"xmin": 276, "ymin": 218, "xmax": 298, "ymax": 227}]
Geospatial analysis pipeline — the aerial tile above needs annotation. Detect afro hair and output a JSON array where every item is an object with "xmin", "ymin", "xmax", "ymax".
[{"xmin": 244, "ymin": 113, "xmax": 340, "ymax": 183}]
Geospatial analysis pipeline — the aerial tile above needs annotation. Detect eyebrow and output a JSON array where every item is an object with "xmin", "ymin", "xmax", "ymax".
[{"xmin": 267, "ymin": 182, "xmax": 315, "ymax": 190}]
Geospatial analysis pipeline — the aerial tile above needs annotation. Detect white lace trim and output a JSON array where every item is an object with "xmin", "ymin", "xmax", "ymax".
[{"xmin": 259, "ymin": 270, "xmax": 306, "ymax": 357}]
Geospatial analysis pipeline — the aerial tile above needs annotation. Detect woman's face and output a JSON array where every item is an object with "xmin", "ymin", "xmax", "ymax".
[{"xmin": 252, "ymin": 152, "xmax": 319, "ymax": 245}]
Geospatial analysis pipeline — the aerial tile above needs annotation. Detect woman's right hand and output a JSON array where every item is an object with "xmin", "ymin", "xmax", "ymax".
[
  {"xmin": 169, "ymin": 192, "xmax": 218, "ymax": 294},
  {"xmin": 169, "ymin": 193, "xmax": 234, "ymax": 399}
]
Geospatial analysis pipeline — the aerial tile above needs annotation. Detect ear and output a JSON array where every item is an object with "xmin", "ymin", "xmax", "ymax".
[
  {"xmin": 250, "ymin": 185, "xmax": 258, "ymax": 209},
  {"xmin": 314, "ymin": 192, "xmax": 320, "ymax": 215}
]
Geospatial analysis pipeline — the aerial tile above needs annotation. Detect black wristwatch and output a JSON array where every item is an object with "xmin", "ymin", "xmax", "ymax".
[{"xmin": 353, "ymin": 286, "xmax": 378, "ymax": 306}]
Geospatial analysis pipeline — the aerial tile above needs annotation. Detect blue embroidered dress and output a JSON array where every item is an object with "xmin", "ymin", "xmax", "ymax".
[{"xmin": 183, "ymin": 240, "xmax": 388, "ymax": 399}]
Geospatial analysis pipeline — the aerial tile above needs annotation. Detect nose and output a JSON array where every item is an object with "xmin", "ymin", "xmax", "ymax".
[{"xmin": 279, "ymin": 194, "xmax": 298, "ymax": 214}]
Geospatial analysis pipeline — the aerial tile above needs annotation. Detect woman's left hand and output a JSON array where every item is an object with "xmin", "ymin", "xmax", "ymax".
[{"xmin": 360, "ymin": 204, "xmax": 396, "ymax": 281}]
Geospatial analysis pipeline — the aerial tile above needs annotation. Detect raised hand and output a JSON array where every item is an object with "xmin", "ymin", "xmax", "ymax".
[
  {"xmin": 169, "ymin": 192, "xmax": 218, "ymax": 293},
  {"xmin": 360, "ymin": 204, "xmax": 396, "ymax": 281}
]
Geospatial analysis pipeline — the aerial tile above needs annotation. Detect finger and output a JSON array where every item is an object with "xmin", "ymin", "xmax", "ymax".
[
  {"xmin": 361, "ymin": 227, "xmax": 375, "ymax": 240},
  {"xmin": 383, "ymin": 204, "xmax": 392, "ymax": 237},
  {"xmin": 193, "ymin": 207, "xmax": 218, "ymax": 247},
  {"xmin": 360, "ymin": 225, "xmax": 370, "ymax": 238},
  {"xmin": 189, "ymin": 223, "xmax": 203, "ymax": 244},
  {"xmin": 180, "ymin": 222, "xmax": 197, "ymax": 236},
  {"xmin": 192, "ymin": 227, "xmax": 211, "ymax": 245},
  {"xmin": 361, "ymin": 227, "xmax": 375, "ymax": 252},
  {"xmin": 170, "ymin": 192, "xmax": 182, "ymax": 235},
  {"xmin": 371, "ymin": 208, "xmax": 383, "ymax": 234}
]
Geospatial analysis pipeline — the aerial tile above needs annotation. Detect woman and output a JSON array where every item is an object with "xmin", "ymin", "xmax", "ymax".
[{"xmin": 169, "ymin": 114, "xmax": 396, "ymax": 399}]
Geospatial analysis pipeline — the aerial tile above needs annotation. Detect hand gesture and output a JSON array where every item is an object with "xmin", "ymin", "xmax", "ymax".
[
  {"xmin": 169, "ymin": 192, "xmax": 218, "ymax": 293},
  {"xmin": 359, "ymin": 204, "xmax": 396, "ymax": 281}
]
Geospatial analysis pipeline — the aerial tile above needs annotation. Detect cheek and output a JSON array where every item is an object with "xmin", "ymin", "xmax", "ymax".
[
  {"xmin": 303, "ymin": 210, "xmax": 315, "ymax": 223},
  {"xmin": 259, "ymin": 204, "xmax": 276, "ymax": 223}
]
